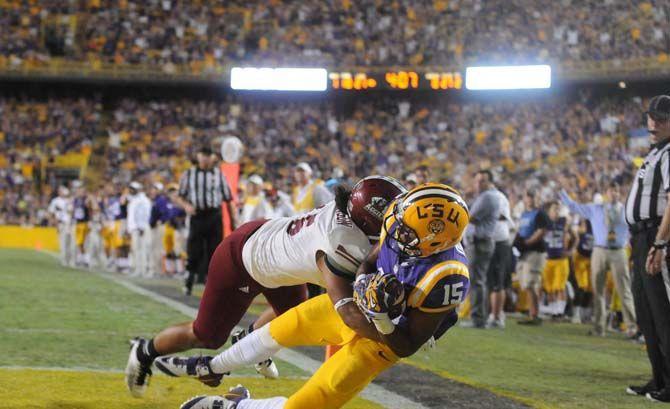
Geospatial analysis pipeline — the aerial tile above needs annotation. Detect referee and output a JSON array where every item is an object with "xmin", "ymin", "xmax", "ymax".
[
  {"xmin": 625, "ymin": 95, "xmax": 670, "ymax": 403},
  {"xmin": 176, "ymin": 146, "xmax": 238, "ymax": 295}
]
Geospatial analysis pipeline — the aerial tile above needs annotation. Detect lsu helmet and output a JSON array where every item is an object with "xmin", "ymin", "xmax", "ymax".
[
  {"xmin": 384, "ymin": 183, "xmax": 469, "ymax": 257},
  {"xmin": 347, "ymin": 175, "xmax": 407, "ymax": 242}
]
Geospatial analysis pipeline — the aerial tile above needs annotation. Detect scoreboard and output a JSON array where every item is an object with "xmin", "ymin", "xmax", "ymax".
[
  {"xmin": 229, "ymin": 65, "xmax": 549, "ymax": 92},
  {"xmin": 328, "ymin": 70, "xmax": 463, "ymax": 91}
]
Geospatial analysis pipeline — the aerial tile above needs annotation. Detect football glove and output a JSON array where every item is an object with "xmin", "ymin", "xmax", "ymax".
[{"xmin": 353, "ymin": 273, "xmax": 406, "ymax": 334}]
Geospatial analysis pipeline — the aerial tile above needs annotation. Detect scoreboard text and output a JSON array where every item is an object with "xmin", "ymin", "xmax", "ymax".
[{"xmin": 329, "ymin": 71, "xmax": 463, "ymax": 91}]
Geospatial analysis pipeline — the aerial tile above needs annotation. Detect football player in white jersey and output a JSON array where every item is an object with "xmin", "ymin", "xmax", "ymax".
[
  {"xmin": 125, "ymin": 176, "xmax": 406, "ymax": 397},
  {"xmin": 48, "ymin": 185, "xmax": 74, "ymax": 267}
]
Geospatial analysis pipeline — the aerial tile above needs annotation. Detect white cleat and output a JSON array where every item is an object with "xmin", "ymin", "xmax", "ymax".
[
  {"xmin": 125, "ymin": 338, "xmax": 152, "ymax": 397},
  {"xmin": 180, "ymin": 385, "xmax": 251, "ymax": 409}
]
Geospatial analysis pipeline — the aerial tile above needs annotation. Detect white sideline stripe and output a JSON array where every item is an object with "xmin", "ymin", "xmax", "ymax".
[
  {"xmin": 38, "ymin": 251, "xmax": 427, "ymax": 409},
  {"xmin": 0, "ymin": 365, "xmax": 122, "ymax": 374},
  {"xmin": 0, "ymin": 365, "xmax": 309, "ymax": 380}
]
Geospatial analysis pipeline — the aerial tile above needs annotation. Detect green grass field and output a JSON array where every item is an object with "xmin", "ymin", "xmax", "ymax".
[
  {"xmin": 0, "ymin": 248, "xmax": 658, "ymax": 409},
  {"xmin": 408, "ymin": 321, "xmax": 655, "ymax": 409},
  {"xmin": 0, "ymin": 249, "xmax": 379, "ymax": 409}
]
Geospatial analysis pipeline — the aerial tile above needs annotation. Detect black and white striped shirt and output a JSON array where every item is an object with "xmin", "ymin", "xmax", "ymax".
[
  {"xmin": 179, "ymin": 166, "xmax": 233, "ymax": 212},
  {"xmin": 625, "ymin": 139, "xmax": 670, "ymax": 225}
]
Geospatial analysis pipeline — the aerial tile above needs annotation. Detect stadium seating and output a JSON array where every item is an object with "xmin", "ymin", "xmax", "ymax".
[
  {"xmin": 0, "ymin": 0, "xmax": 667, "ymax": 75},
  {"xmin": 0, "ymin": 91, "xmax": 646, "ymax": 226}
]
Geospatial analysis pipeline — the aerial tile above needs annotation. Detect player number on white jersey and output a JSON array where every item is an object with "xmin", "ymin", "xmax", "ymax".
[{"xmin": 443, "ymin": 281, "xmax": 464, "ymax": 305}]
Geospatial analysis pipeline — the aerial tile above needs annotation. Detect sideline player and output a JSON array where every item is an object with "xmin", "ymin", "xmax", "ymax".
[
  {"xmin": 125, "ymin": 176, "xmax": 406, "ymax": 397},
  {"xmin": 170, "ymin": 183, "xmax": 471, "ymax": 409},
  {"xmin": 542, "ymin": 201, "xmax": 573, "ymax": 317},
  {"xmin": 48, "ymin": 185, "xmax": 74, "ymax": 267},
  {"xmin": 72, "ymin": 181, "xmax": 92, "ymax": 266}
]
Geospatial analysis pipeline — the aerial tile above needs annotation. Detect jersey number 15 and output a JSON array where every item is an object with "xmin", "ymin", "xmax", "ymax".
[{"xmin": 443, "ymin": 281, "xmax": 464, "ymax": 305}]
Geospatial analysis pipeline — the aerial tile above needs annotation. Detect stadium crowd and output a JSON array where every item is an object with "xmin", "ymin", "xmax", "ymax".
[
  {"xmin": 1, "ymin": 0, "xmax": 668, "ymax": 71},
  {"xmin": 0, "ymin": 92, "xmax": 647, "ymax": 225},
  {"xmin": 0, "ymin": 90, "xmax": 651, "ymax": 340}
]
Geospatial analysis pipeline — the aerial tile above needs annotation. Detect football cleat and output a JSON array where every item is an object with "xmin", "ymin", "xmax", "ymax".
[
  {"xmin": 627, "ymin": 380, "xmax": 658, "ymax": 396},
  {"xmin": 231, "ymin": 328, "xmax": 280, "ymax": 379},
  {"xmin": 125, "ymin": 338, "xmax": 153, "ymax": 397},
  {"xmin": 154, "ymin": 355, "xmax": 226, "ymax": 387},
  {"xmin": 180, "ymin": 384, "xmax": 251, "ymax": 409}
]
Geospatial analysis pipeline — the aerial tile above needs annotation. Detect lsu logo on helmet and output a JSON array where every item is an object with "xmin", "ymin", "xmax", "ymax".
[{"xmin": 383, "ymin": 183, "xmax": 469, "ymax": 257}]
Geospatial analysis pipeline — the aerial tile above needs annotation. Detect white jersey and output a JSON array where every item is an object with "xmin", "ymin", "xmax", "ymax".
[
  {"xmin": 242, "ymin": 201, "xmax": 371, "ymax": 288},
  {"xmin": 48, "ymin": 197, "xmax": 73, "ymax": 225}
]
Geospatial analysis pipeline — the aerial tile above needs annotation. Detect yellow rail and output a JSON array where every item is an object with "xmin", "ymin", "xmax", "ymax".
[{"xmin": 0, "ymin": 56, "xmax": 668, "ymax": 82}]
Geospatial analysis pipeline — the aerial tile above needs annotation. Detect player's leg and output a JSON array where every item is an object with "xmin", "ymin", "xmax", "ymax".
[
  {"xmin": 236, "ymin": 284, "xmax": 309, "ymax": 378},
  {"xmin": 555, "ymin": 258, "xmax": 570, "ymax": 316},
  {"xmin": 590, "ymin": 248, "xmax": 608, "ymax": 335},
  {"xmin": 206, "ymin": 294, "xmax": 355, "ymax": 376},
  {"xmin": 187, "ymin": 336, "xmax": 399, "ymax": 409},
  {"xmin": 126, "ymin": 223, "xmax": 263, "ymax": 396},
  {"xmin": 608, "ymin": 249, "xmax": 637, "ymax": 335},
  {"xmin": 283, "ymin": 337, "xmax": 398, "ymax": 409},
  {"xmin": 542, "ymin": 259, "xmax": 555, "ymax": 305},
  {"xmin": 184, "ymin": 219, "xmax": 203, "ymax": 294},
  {"xmin": 58, "ymin": 225, "xmax": 68, "ymax": 266},
  {"xmin": 519, "ymin": 252, "xmax": 544, "ymax": 323}
]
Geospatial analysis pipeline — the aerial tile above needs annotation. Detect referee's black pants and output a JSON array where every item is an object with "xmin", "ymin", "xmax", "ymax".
[
  {"xmin": 185, "ymin": 209, "xmax": 223, "ymax": 291},
  {"xmin": 631, "ymin": 226, "xmax": 670, "ymax": 390}
]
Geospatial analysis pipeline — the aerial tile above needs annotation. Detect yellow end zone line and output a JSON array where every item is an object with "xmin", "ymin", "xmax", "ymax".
[{"xmin": 403, "ymin": 360, "xmax": 555, "ymax": 409}]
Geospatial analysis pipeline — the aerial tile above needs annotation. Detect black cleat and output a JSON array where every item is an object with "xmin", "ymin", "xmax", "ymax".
[
  {"xmin": 647, "ymin": 388, "xmax": 670, "ymax": 403},
  {"xmin": 627, "ymin": 380, "xmax": 657, "ymax": 396},
  {"xmin": 125, "ymin": 338, "xmax": 153, "ymax": 397}
]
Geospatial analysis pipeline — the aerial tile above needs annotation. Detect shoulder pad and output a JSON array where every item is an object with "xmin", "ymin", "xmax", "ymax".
[{"xmin": 408, "ymin": 261, "xmax": 470, "ymax": 313}]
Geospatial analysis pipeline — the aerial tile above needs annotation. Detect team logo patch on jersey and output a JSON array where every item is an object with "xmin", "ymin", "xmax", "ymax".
[
  {"xmin": 428, "ymin": 219, "xmax": 445, "ymax": 234},
  {"xmin": 364, "ymin": 197, "xmax": 388, "ymax": 220}
]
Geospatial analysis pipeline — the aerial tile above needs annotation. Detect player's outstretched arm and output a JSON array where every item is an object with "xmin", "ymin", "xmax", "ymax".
[{"xmin": 316, "ymin": 250, "xmax": 381, "ymax": 341}]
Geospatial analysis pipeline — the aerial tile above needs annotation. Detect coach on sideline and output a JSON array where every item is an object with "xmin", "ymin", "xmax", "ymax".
[
  {"xmin": 175, "ymin": 145, "xmax": 238, "ymax": 295},
  {"xmin": 625, "ymin": 95, "xmax": 670, "ymax": 403},
  {"xmin": 463, "ymin": 169, "xmax": 501, "ymax": 328}
]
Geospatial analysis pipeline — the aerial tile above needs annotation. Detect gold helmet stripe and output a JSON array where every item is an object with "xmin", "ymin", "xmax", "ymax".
[{"xmin": 403, "ymin": 188, "xmax": 469, "ymax": 214}]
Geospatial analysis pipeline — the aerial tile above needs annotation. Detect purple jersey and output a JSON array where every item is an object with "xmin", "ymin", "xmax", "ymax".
[
  {"xmin": 377, "ymin": 221, "xmax": 470, "ymax": 339},
  {"xmin": 545, "ymin": 217, "xmax": 567, "ymax": 259}
]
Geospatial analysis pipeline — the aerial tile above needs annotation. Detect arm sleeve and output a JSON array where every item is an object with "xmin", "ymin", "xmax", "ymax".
[
  {"xmin": 141, "ymin": 200, "xmax": 152, "ymax": 228},
  {"xmin": 323, "ymin": 226, "xmax": 368, "ymax": 281},
  {"xmin": 218, "ymin": 169, "xmax": 233, "ymax": 202},
  {"xmin": 559, "ymin": 190, "xmax": 593, "ymax": 218},
  {"xmin": 127, "ymin": 201, "xmax": 136, "ymax": 232},
  {"xmin": 149, "ymin": 204, "xmax": 159, "ymax": 228},
  {"xmin": 179, "ymin": 170, "xmax": 190, "ymax": 199},
  {"xmin": 661, "ymin": 150, "xmax": 670, "ymax": 192},
  {"xmin": 469, "ymin": 192, "xmax": 499, "ymax": 224}
]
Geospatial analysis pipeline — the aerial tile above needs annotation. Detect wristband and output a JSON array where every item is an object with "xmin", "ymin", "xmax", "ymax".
[
  {"xmin": 371, "ymin": 313, "xmax": 395, "ymax": 335},
  {"xmin": 653, "ymin": 240, "xmax": 668, "ymax": 250},
  {"xmin": 334, "ymin": 297, "xmax": 354, "ymax": 311}
]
